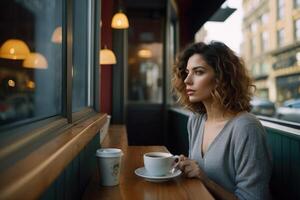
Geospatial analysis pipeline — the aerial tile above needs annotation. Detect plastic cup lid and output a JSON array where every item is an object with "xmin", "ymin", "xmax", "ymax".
[{"xmin": 96, "ymin": 148, "xmax": 123, "ymax": 158}]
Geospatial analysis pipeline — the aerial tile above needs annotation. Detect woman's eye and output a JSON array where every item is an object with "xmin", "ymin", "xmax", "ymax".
[{"xmin": 195, "ymin": 71, "xmax": 204, "ymax": 75}]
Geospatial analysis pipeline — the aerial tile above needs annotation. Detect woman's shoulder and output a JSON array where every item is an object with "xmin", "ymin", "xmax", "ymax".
[
  {"xmin": 230, "ymin": 112, "xmax": 266, "ymax": 140},
  {"xmin": 232, "ymin": 112, "xmax": 262, "ymax": 128}
]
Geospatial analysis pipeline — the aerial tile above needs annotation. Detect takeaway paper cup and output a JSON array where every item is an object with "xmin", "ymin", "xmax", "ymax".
[{"xmin": 96, "ymin": 148, "xmax": 123, "ymax": 186}]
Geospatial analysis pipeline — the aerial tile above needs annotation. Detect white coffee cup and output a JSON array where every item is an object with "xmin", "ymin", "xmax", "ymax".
[
  {"xmin": 96, "ymin": 148, "xmax": 123, "ymax": 186},
  {"xmin": 143, "ymin": 152, "xmax": 179, "ymax": 177}
]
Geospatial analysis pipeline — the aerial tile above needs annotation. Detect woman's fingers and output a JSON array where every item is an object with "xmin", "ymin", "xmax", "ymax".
[
  {"xmin": 178, "ymin": 159, "xmax": 200, "ymax": 178},
  {"xmin": 178, "ymin": 154, "xmax": 187, "ymax": 162},
  {"xmin": 186, "ymin": 170, "xmax": 198, "ymax": 178},
  {"xmin": 179, "ymin": 159, "xmax": 193, "ymax": 171}
]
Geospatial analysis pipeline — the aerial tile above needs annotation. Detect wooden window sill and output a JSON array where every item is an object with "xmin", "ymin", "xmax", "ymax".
[{"xmin": 0, "ymin": 113, "xmax": 107, "ymax": 200}]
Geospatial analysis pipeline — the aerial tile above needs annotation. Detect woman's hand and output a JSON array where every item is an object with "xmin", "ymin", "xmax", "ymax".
[{"xmin": 178, "ymin": 155, "xmax": 207, "ymax": 181}]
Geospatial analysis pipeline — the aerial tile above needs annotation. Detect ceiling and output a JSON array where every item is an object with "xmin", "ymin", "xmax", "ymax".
[{"xmin": 124, "ymin": 0, "xmax": 226, "ymax": 41}]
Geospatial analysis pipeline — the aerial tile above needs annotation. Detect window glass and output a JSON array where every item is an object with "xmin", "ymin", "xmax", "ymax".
[
  {"xmin": 277, "ymin": 28, "xmax": 284, "ymax": 47},
  {"xmin": 251, "ymin": 21, "xmax": 257, "ymax": 33},
  {"xmin": 261, "ymin": 31, "xmax": 268, "ymax": 52},
  {"xmin": 277, "ymin": 0, "xmax": 284, "ymax": 20},
  {"xmin": 250, "ymin": 37, "xmax": 256, "ymax": 55},
  {"xmin": 295, "ymin": 18, "xmax": 300, "ymax": 41},
  {"xmin": 294, "ymin": 0, "xmax": 300, "ymax": 8},
  {"xmin": 197, "ymin": 0, "xmax": 300, "ymax": 124},
  {"xmin": 0, "ymin": 0, "xmax": 62, "ymax": 126},
  {"xmin": 261, "ymin": 13, "xmax": 269, "ymax": 26},
  {"xmin": 261, "ymin": 62, "xmax": 269, "ymax": 75},
  {"xmin": 72, "ymin": 0, "xmax": 89, "ymax": 112},
  {"xmin": 127, "ymin": 17, "xmax": 163, "ymax": 103}
]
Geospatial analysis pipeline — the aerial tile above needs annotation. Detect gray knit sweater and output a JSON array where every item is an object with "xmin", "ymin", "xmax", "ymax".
[{"xmin": 187, "ymin": 112, "xmax": 272, "ymax": 200}]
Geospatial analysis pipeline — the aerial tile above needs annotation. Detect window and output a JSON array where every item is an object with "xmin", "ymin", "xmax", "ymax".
[
  {"xmin": 127, "ymin": 18, "xmax": 163, "ymax": 103},
  {"xmin": 0, "ymin": 0, "xmax": 63, "ymax": 127},
  {"xmin": 261, "ymin": 31, "xmax": 268, "ymax": 52},
  {"xmin": 0, "ymin": 0, "xmax": 99, "ymax": 131},
  {"xmin": 277, "ymin": 28, "xmax": 285, "ymax": 47},
  {"xmin": 251, "ymin": 63, "xmax": 260, "ymax": 77},
  {"xmin": 72, "ymin": 0, "xmax": 90, "ymax": 112},
  {"xmin": 293, "ymin": 103, "xmax": 300, "ymax": 108},
  {"xmin": 277, "ymin": 0, "xmax": 284, "ymax": 20},
  {"xmin": 294, "ymin": 18, "xmax": 300, "ymax": 41},
  {"xmin": 250, "ymin": 37, "xmax": 256, "ymax": 56},
  {"xmin": 261, "ymin": 62, "xmax": 269, "ymax": 75},
  {"xmin": 294, "ymin": 0, "xmax": 300, "ymax": 8},
  {"xmin": 261, "ymin": 13, "xmax": 269, "ymax": 26},
  {"xmin": 250, "ymin": 22, "xmax": 257, "ymax": 34},
  {"xmin": 198, "ymin": 0, "xmax": 300, "ymax": 125}
]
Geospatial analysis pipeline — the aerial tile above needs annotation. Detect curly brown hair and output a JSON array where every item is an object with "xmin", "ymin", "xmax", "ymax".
[{"xmin": 172, "ymin": 41, "xmax": 255, "ymax": 114}]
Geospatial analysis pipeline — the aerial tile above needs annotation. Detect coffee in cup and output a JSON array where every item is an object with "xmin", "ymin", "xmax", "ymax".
[
  {"xmin": 96, "ymin": 148, "xmax": 123, "ymax": 186},
  {"xmin": 143, "ymin": 152, "xmax": 179, "ymax": 176}
]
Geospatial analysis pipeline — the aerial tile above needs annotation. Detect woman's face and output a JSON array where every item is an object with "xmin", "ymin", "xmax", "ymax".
[{"xmin": 184, "ymin": 54, "xmax": 216, "ymax": 103}]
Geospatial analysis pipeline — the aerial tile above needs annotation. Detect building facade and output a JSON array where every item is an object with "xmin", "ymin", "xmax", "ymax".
[{"xmin": 242, "ymin": 0, "xmax": 300, "ymax": 104}]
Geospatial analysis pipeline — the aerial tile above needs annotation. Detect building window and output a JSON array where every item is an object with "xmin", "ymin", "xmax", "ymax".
[
  {"xmin": 261, "ymin": 62, "xmax": 269, "ymax": 75},
  {"xmin": 277, "ymin": 28, "xmax": 285, "ymax": 47},
  {"xmin": 250, "ymin": 37, "xmax": 256, "ymax": 56},
  {"xmin": 277, "ymin": 0, "xmax": 284, "ymax": 20},
  {"xmin": 261, "ymin": 13, "xmax": 269, "ymax": 26},
  {"xmin": 251, "ymin": 63, "xmax": 259, "ymax": 77},
  {"xmin": 294, "ymin": 0, "xmax": 300, "ymax": 8},
  {"xmin": 294, "ymin": 18, "xmax": 300, "ymax": 41},
  {"xmin": 261, "ymin": 31, "xmax": 268, "ymax": 52},
  {"xmin": 250, "ymin": 21, "xmax": 257, "ymax": 34}
]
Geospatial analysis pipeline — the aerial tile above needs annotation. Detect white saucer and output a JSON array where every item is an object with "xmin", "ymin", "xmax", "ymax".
[{"xmin": 134, "ymin": 167, "xmax": 182, "ymax": 182}]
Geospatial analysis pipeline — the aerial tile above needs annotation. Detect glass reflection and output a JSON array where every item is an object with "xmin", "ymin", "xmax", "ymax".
[
  {"xmin": 128, "ymin": 16, "xmax": 163, "ymax": 103},
  {"xmin": 0, "ymin": 0, "xmax": 62, "ymax": 126}
]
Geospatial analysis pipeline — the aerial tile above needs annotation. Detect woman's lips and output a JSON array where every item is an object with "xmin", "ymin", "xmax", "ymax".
[{"xmin": 186, "ymin": 89, "xmax": 195, "ymax": 96}]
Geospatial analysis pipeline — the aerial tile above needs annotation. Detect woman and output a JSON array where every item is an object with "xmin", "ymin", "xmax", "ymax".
[{"xmin": 172, "ymin": 41, "xmax": 272, "ymax": 200}]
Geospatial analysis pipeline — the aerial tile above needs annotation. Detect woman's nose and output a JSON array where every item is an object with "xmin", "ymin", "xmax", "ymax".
[{"xmin": 184, "ymin": 74, "xmax": 192, "ymax": 85}]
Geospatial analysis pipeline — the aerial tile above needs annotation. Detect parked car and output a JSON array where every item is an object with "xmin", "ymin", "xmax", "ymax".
[
  {"xmin": 250, "ymin": 97, "xmax": 276, "ymax": 117},
  {"xmin": 276, "ymin": 99, "xmax": 300, "ymax": 123}
]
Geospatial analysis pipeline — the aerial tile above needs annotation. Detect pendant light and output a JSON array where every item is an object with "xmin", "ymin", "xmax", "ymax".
[
  {"xmin": 23, "ymin": 52, "xmax": 48, "ymax": 69},
  {"xmin": 111, "ymin": 11, "xmax": 129, "ymax": 29},
  {"xmin": 100, "ymin": 46, "xmax": 117, "ymax": 65},
  {"xmin": 51, "ymin": 26, "xmax": 62, "ymax": 44},
  {"xmin": 0, "ymin": 39, "xmax": 30, "ymax": 60},
  {"xmin": 138, "ymin": 49, "xmax": 152, "ymax": 59}
]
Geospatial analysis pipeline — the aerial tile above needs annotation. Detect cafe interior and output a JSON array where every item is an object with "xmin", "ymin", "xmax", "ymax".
[{"xmin": 0, "ymin": 0, "xmax": 299, "ymax": 199}]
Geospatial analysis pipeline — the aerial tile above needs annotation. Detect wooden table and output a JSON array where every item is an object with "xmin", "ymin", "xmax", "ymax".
[{"xmin": 83, "ymin": 125, "xmax": 214, "ymax": 200}]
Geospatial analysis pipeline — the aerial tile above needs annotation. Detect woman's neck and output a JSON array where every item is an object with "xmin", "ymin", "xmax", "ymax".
[{"xmin": 202, "ymin": 100, "xmax": 235, "ymax": 122}]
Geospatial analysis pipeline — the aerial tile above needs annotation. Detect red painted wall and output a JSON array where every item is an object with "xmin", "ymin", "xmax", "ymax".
[{"xmin": 100, "ymin": 0, "xmax": 114, "ymax": 114}]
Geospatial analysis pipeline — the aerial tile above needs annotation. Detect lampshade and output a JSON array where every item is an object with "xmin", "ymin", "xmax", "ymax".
[
  {"xmin": 100, "ymin": 48, "xmax": 117, "ymax": 65},
  {"xmin": 111, "ymin": 12, "xmax": 129, "ymax": 29},
  {"xmin": 23, "ymin": 52, "xmax": 48, "ymax": 69},
  {"xmin": 0, "ymin": 39, "xmax": 30, "ymax": 60},
  {"xmin": 51, "ymin": 26, "xmax": 62, "ymax": 44}
]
